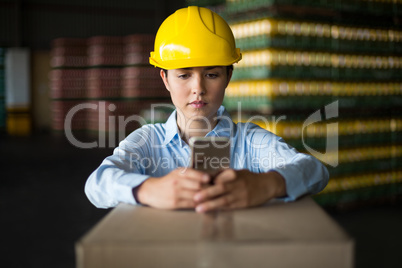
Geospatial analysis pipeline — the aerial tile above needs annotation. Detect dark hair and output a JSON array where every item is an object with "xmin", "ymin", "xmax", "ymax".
[{"xmin": 163, "ymin": 65, "xmax": 233, "ymax": 78}]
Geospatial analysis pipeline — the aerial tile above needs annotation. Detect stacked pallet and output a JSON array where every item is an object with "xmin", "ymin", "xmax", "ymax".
[
  {"xmin": 85, "ymin": 36, "xmax": 124, "ymax": 133},
  {"xmin": 49, "ymin": 35, "xmax": 172, "ymax": 139},
  {"xmin": 122, "ymin": 34, "xmax": 170, "ymax": 99},
  {"xmin": 186, "ymin": 0, "xmax": 402, "ymax": 207},
  {"xmin": 50, "ymin": 38, "xmax": 88, "ymax": 131}
]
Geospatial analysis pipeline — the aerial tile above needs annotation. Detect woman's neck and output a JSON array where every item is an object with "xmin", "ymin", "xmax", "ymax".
[{"xmin": 176, "ymin": 113, "xmax": 218, "ymax": 144}]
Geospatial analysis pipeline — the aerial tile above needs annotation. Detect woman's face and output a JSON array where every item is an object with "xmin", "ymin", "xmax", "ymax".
[{"xmin": 160, "ymin": 66, "xmax": 232, "ymax": 128}]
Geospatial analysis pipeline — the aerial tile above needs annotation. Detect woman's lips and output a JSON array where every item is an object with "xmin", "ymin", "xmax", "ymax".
[{"xmin": 190, "ymin": 101, "xmax": 207, "ymax": 108}]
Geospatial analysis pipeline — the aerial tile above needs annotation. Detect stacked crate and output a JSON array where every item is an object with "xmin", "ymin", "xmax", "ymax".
[
  {"xmin": 86, "ymin": 36, "xmax": 124, "ymax": 133},
  {"xmin": 49, "ymin": 35, "xmax": 172, "ymax": 140},
  {"xmin": 50, "ymin": 38, "xmax": 88, "ymax": 131},
  {"xmin": 0, "ymin": 48, "xmax": 5, "ymax": 133},
  {"xmin": 121, "ymin": 34, "xmax": 171, "ymax": 131},
  {"xmin": 202, "ymin": 0, "xmax": 402, "ymax": 207},
  {"xmin": 122, "ymin": 34, "xmax": 170, "ymax": 99}
]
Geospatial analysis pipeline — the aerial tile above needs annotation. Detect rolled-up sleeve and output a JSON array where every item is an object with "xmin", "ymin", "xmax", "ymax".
[
  {"xmin": 85, "ymin": 128, "xmax": 152, "ymax": 208},
  {"xmin": 244, "ymin": 125, "xmax": 329, "ymax": 202},
  {"xmin": 270, "ymin": 150, "xmax": 329, "ymax": 202}
]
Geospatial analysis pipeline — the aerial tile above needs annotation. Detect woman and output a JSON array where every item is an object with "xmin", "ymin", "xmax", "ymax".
[{"xmin": 85, "ymin": 6, "xmax": 328, "ymax": 212}]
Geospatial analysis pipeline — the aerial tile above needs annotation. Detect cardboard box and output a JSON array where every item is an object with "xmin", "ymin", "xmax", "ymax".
[{"xmin": 76, "ymin": 197, "xmax": 354, "ymax": 268}]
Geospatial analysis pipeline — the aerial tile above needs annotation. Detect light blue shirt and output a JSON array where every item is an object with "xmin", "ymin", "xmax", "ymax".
[{"xmin": 85, "ymin": 106, "xmax": 329, "ymax": 208}]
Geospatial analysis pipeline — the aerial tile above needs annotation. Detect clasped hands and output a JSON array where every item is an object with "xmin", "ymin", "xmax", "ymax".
[{"xmin": 136, "ymin": 168, "xmax": 287, "ymax": 213}]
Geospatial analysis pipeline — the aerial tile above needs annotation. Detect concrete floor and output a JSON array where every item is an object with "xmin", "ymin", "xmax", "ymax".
[{"xmin": 1, "ymin": 134, "xmax": 401, "ymax": 268}]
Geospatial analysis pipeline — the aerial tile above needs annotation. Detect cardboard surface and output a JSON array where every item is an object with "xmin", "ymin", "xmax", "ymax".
[{"xmin": 76, "ymin": 197, "xmax": 354, "ymax": 268}]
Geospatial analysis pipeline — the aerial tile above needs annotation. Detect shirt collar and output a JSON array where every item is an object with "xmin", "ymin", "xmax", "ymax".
[
  {"xmin": 163, "ymin": 110, "xmax": 181, "ymax": 146},
  {"xmin": 162, "ymin": 106, "xmax": 234, "ymax": 147},
  {"xmin": 207, "ymin": 106, "xmax": 234, "ymax": 138}
]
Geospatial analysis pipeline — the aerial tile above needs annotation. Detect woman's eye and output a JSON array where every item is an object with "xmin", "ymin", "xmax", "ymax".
[
  {"xmin": 206, "ymin": 73, "xmax": 218, "ymax": 78},
  {"xmin": 178, "ymin": 74, "xmax": 189, "ymax": 79}
]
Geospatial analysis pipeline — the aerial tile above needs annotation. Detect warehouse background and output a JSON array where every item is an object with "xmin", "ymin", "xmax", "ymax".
[{"xmin": 1, "ymin": 0, "xmax": 402, "ymax": 267}]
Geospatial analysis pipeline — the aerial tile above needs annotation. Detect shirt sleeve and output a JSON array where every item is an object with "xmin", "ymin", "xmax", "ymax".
[
  {"xmin": 247, "ymin": 125, "xmax": 329, "ymax": 202},
  {"xmin": 84, "ymin": 127, "xmax": 152, "ymax": 209}
]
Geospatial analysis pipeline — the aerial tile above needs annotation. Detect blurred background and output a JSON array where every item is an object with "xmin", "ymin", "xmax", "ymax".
[{"xmin": 1, "ymin": 0, "xmax": 401, "ymax": 267}]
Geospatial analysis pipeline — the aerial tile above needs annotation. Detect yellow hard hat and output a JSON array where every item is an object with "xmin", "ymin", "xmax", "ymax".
[{"xmin": 149, "ymin": 6, "xmax": 242, "ymax": 70}]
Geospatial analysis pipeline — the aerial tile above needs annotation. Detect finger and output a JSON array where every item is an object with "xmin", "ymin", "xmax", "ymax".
[
  {"xmin": 195, "ymin": 194, "xmax": 236, "ymax": 213},
  {"xmin": 176, "ymin": 199, "xmax": 197, "ymax": 209},
  {"xmin": 177, "ymin": 189, "xmax": 198, "ymax": 200},
  {"xmin": 214, "ymin": 169, "xmax": 237, "ymax": 184},
  {"xmin": 178, "ymin": 178, "xmax": 204, "ymax": 190},
  {"xmin": 178, "ymin": 168, "xmax": 210, "ymax": 183},
  {"xmin": 194, "ymin": 182, "xmax": 234, "ymax": 203}
]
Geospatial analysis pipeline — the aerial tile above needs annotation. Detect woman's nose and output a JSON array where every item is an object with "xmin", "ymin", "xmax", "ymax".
[{"xmin": 192, "ymin": 77, "xmax": 206, "ymax": 95}]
